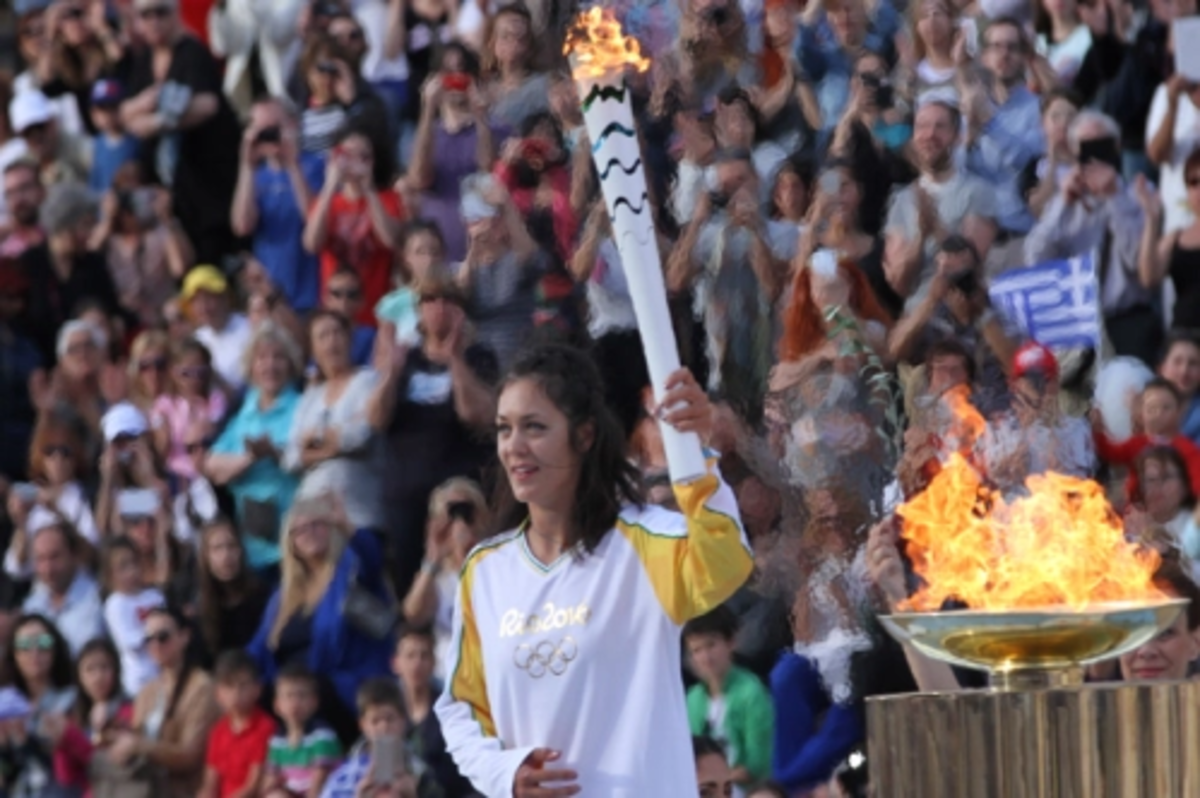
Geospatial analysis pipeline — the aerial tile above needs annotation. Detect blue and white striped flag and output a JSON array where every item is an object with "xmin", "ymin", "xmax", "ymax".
[{"xmin": 988, "ymin": 253, "xmax": 1101, "ymax": 350}]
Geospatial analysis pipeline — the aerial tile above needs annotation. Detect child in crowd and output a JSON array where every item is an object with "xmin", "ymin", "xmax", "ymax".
[
  {"xmin": 322, "ymin": 267, "xmax": 376, "ymax": 367},
  {"xmin": 391, "ymin": 625, "xmax": 473, "ymax": 797},
  {"xmin": 101, "ymin": 536, "xmax": 164, "ymax": 697},
  {"xmin": 88, "ymin": 79, "xmax": 139, "ymax": 194},
  {"xmin": 684, "ymin": 606, "xmax": 775, "ymax": 790},
  {"xmin": 694, "ymin": 735, "xmax": 736, "ymax": 798},
  {"xmin": 150, "ymin": 338, "xmax": 228, "ymax": 486},
  {"xmin": 319, "ymin": 678, "xmax": 440, "ymax": 798},
  {"xmin": 263, "ymin": 663, "xmax": 342, "ymax": 798},
  {"xmin": 1094, "ymin": 377, "xmax": 1200, "ymax": 499},
  {"xmin": 1159, "ymin": 332, "xmax": 1200, "ymax": 443},
  {"xmin": 72, "ymin": 638, "xmax": 133, "ymax": 744},
  {"xmin": 375, "ymin": 221, "xmax": 451, "ymax": 343},
  {"xmin": 200, "ymin": 651, "xmax": 275, "ymax": 798}
]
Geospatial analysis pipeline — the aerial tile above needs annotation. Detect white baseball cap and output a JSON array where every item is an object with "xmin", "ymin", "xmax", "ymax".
[
  {"xmin": 101, "ymin": 402, "xmax": 149, "ymax": 443},
  {"xmin": 9, "ymin": 89, "xmax": 54, "ymax": 134}
]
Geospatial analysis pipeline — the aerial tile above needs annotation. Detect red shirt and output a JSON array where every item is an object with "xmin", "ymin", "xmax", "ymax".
[
  {"xmin": 206, "ymin": 707, "xmax": 275, "ymax": 798},
  {"xmin": 316, "ymin": 190, "xmax": 406, "ymax": 327}
]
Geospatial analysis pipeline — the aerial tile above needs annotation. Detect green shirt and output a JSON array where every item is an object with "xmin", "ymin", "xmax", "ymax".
[{"xmin": 686, "ymin": 665, "xmax": 775, "ymax": 782}]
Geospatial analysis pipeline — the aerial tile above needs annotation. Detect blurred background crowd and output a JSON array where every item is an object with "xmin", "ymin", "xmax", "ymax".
[{"xmin": 1, "ymin": 0, "xmax": 1200, "ymax": 793}]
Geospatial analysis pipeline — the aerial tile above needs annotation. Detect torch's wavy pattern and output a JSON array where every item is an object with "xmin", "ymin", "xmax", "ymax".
[
  {"xmin": 597, "ymin": 156, "xmax": 642, "ymax": 180},
  {"xmin": 609, "ymin": 192, "xmax": 650, "ymax": 218},
  {"xmin": 581, "ymin": 82, "xmax": 629, "ymax": 111},
  {"xmin": 590, "ymin": 122, "xmax": 637, "ymax": 152}
]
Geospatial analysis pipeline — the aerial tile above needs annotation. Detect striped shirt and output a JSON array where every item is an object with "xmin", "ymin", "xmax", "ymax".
[{"xmin": 267, "ymin": 721, "xmax": 342, "ymax": 794}]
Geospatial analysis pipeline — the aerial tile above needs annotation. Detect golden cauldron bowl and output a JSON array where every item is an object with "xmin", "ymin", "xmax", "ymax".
[{"xmin": 879, "ymin": 597, "xmax": 1189, "ymax": 689}]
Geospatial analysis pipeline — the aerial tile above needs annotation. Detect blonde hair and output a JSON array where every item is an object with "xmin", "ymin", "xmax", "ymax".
[
  {"xmin": 268, "ymin": 494, "xmax": 352, "ymax": 648},
  {"xmin": 241, "ymin": 321, "xmax": 304, "ymax": 386},
  {"xmin": 127, "ymin": 329, "xmax": 171, "ymax": 406}
]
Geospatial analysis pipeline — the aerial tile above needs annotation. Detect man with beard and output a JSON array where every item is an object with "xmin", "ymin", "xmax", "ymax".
[
  {"xmin": 963, "ymin": 17, "xmax": 1050, "ymax": 236},
  {"xmin": 883, "ymin": 100, "xmax": 998, "ymax": 311},
  {"xmin": 0, "ymin": 160, "xmax": 46, "ymax": 259}
]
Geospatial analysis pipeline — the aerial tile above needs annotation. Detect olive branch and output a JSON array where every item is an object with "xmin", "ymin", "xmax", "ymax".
[{"xmin": 823, "ymin": 305, "xmax": 904, "ymax": 467}]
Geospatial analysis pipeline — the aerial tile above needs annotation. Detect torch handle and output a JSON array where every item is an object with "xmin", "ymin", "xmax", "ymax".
[{"xmin": 580, "ymin": 76, "xmax": 707, "ymax": 484}]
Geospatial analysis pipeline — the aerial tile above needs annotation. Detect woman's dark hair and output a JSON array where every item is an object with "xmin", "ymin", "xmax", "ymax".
[
  {"xmin": 72, "ymin": 638, "xmax": 124, "ymax": 726},
  {"xmin": 308, "ymin": 308, "xmax": 354, "ymax": 380},
  {"xmin": 333, "ymin": 124, "xmax": 392, "ymax": 191},
  {"xmin": 1133, "ymin": 445, "xmax": 1197, "ymax": 510},
  {"xmin": 197, "ymin": 518, "xmax": 258, "ymax": 656},
  {"xmin": 3, "ymin": 614, "xmax": 74, "ymax": 695},
  {"xmin": 770, "ymin": 153, "xmax": 816, "ymax": 220},
  {"xmin": 144, "ymin": 605, "xmax": 196, "ymax": 720},
  {"xmin": 518, "ymin": 111, "xmax": 567, "ymax": 162},
  {"xmin": 434, "ymin": 41, "xmax": 480, "ymax": 77},
  {"xmin": 1154, "ymin": 558, "xmax": 1200, "ymax": 630},
  {"xmin": 692, "ymin": 735, "xmax": 726, "ymax": 762},
  {"xmin": 491, "ymin": 344, "xmax": 644, "ymax": 554},
  {"xmin": 397, "ymin": 219, "xmax": 447, "ymax": 280}
]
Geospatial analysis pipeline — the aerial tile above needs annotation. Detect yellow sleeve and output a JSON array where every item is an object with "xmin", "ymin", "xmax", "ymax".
[{"xmin": 618, "ymin": 463, "xmax": 753, "ymax": 625}]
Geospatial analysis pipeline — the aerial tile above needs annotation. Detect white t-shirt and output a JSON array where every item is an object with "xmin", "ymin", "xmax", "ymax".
[
  {"xmin": 1038, "ymin": 26, "xmax": 1092, "ymax": 84},
  {"xmin": 1146, "ymin": 84, "xmax": 1200, "ymax": 234},
  {"xmin": 354, "ymin": 0, "xmax": 410, "ymax": 82},
  {"xmin": 103, "ymin": 588, "xmax": 165, "ymax": 697},
  {"xmin": 195, "ymin": 313, "xmax": 252, "ymax": 391}
]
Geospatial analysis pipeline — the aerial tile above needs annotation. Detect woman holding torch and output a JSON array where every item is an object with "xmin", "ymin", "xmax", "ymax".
[{"xmin": 434, "ymin": 344, "xmax": 752, "ymax": 797}]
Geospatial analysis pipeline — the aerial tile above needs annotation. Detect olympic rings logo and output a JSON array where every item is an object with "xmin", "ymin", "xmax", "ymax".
[{"xmin": 512, "ymin": 637, "xmax": 579, "ymax": 678}]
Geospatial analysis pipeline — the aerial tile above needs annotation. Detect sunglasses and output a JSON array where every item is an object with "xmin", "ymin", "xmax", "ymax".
[
  {"xmin": 15, "ymin": 633, "xmax": 55, "ymax": 652},
  {"xmin": 328, "ymin": 288, "xmax": 361, "ymax": 300},
  {"xmin": 185, "ymin": 438, "xmax": 212, "ymax": 454},
  {"xmin": 43, "ymin": 444, "xmax": 73, "ymax": 458},
  {"xmin": 112, "ymin": 433, "xmax": 139, "ymax": 447},
  {"xmin": 1187, "ymin": 177, "xmax": 1200, "ymax": 188},
  {"xmin": 19, "ymin": 25, "xmax": 45, "ymax": 39},
  {"xmin": 63, "ymin": 7, "xmax": 84, "ymax": 19},
  {"xmin": 143, "ymin": 629, "xmax": 174, "ymax": 647},
  {"xmin": 138, "ymin": 357, "xmax": 168, "ymax": 373},
  {"xmin": 138, "ymin": 5, "xmax": 173, "ymax": 19},
  {"xmin": 177, "ymin": 366, "xmax": 209, "ymax": 379}
]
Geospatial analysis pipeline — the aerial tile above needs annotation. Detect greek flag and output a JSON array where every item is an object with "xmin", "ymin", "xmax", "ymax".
[{"xmin": 988, "ymin": 253, "xmax": 1101, "ymax": 350}]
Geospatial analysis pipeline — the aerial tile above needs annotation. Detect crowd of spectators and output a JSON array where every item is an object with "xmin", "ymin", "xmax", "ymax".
[{"xmin": 1, "ymin": 0, "xmax": 1200, "ymax": 794}]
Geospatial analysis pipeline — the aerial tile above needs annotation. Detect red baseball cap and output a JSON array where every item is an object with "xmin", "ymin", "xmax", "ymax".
[{"xmin": 1011, "ymin": 342, "xmax": 1059, "ymax": 382}]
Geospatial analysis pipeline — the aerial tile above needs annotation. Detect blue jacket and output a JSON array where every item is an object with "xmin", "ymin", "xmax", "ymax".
[
  {"xmin": 770, "ymin": 652, "xmax": 864, "ymax": 791},
  {"xmin": 247, "ymin": 528, "xmax": 394, "ymax": 711}
]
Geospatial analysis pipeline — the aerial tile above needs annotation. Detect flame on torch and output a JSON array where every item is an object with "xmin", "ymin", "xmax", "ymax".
[{"xmin": 564, "ymin": 7, "xmax": 650, "ymax": 81}]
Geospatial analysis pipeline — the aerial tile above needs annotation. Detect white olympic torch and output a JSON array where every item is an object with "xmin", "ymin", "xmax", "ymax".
[{"xmin": 566, "ymin": 8, "xmax": 707, "ymax": 484}]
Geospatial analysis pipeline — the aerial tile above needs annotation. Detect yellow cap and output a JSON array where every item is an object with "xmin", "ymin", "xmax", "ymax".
[{"xmin": 180, "ymin": 265, "xmax": 228, "ymax": 303}]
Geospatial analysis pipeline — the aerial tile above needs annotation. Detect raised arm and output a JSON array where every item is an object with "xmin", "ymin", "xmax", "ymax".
[
  {"xmin": 618, "ymin": 371, "xmax": 753, "ymax": 624},
  {"xmin": 1133, "ymin": 175, "xmax": 1172, "ymax": 289}
]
